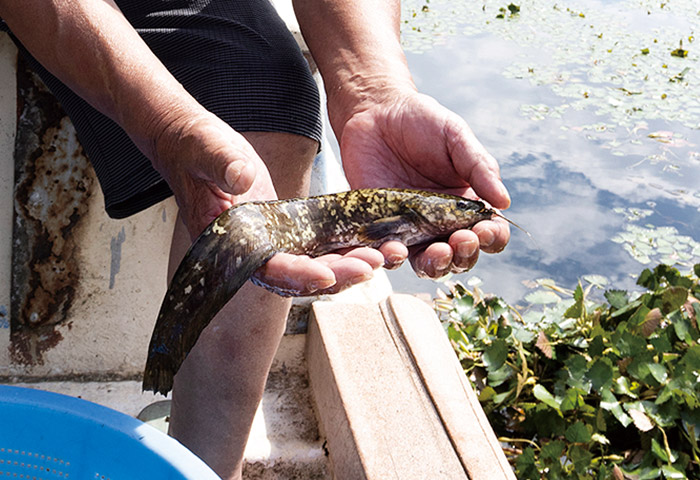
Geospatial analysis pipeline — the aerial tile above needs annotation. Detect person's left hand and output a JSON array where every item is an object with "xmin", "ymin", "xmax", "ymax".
[{"xmin": 336, "ymin": 89, "xmax": 511, "ymax": 278}]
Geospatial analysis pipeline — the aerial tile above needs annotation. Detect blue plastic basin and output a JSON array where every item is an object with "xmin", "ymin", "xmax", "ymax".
[{"xmin": 0, "ymin": 385, "xmax": 220, "ymax": 479}]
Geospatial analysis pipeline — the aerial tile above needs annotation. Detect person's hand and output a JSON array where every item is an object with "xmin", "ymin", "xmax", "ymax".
[
  {"xmin": 337, "ymin": 89, "xmax": 511, "ymax": 278},
  {"xmin": 151, "ymin": 111, "xmax": 385, "ymax": 295}
]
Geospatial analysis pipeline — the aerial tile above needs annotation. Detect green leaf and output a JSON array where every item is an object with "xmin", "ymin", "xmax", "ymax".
[
  {"xmin": 680, "ymin": 345, "xmax": 700, "ymax": 371},
  {"xmin": 629, "ymin": 305, "xmax": 652, "ymax": 329},
  {"xmin": 661, "ymin": 286, "xmax": 688, "ymax": 313},
  {"xmin": 533, "ymin": 384, "xmax": 561, "ymax": 412},
  {"xmin": 648, "ymin": 362, "xmax": 669, "ymax": 384},
  {"xmin": 483, "ymin": 339, "xmax": 508, "ymax": 371},
  {"xmin": 638, "ymin": 466, "xmax": 662, "ymax": 479},
  {"xmin": 656, "ymin": 385, "xmax": 674, "ymax": 405},
  {"xmin": 487, "ymin": 363, "xmax": 513, "ymax": 387},
  {"xmin": 565, "ymin": 282, "xmax": 585, "ymax": 318},
  {"xmin": 596, "ymin": 408, "xmax": 607, "ymax": 432},
  {"xmin": 610, "ymin": 298, "xmax": 644, "ymax": 319},
  {"xmin": 587, "ymin": 357, "xmax": 614, "ymax": 392},
  {"xmin": 478, "ymin": 386, "xmax": 496, "ymax": 402},
  {"xmin": 568, "ymin": 445, "xmax": 593, "ymax": 473},
  {"xmin": 561, "ymin": 387, "xmax": 586, "ymax": 412},
  {"xmin": 566, "ymin": 421, "xmax": 592, "ymax": 443},
  {"xmin": 660, "ymin": 464, "xmax": 687, "ymax": 479},
  {"xmin": 566, "ymin": 354, "xmax": 587, "ymax": 378},
  {"xmin": 618, "ymin": 331, "xmax": 649, "ymax": 358},
  {"xmin": 588, "ymin": 335, "xmax": 605, "ymax": 358},
  {"xmin": 637, "ymin": 268, "xmax": 658, "ymax": 290},
  {"xmin": 601, "ymin": 390, "xmax": 632, "ymax": 427},
  {"xmin": 515, "ymin": 447, "xmax": 539, "ymax": 479},
  {"xmin": 614, "ymin": 376, "xmax": 638, "ymax": 398},
  {"xmin": 566, "ymin": 354, "xmax": 592, "ymax": 392},
  {"xmin": 492, "ymin": 389, "xmax": 514, "ymax": 405},
  {"xmin": 540, "ymin": 439, "xmax": 565, "ymax": 462},
  {"xmin": 628, "ymin": 354, "xmax": 657, "ymax": 383},
  {"xmin": 651, "ymin": 437, "xmax": 674, "ymax": 463},
  {"xmin": 496, "ymin": 323, "xmax": 513, "ymax": 339},
  {"xmin": 672, "ymin": 312, "xmax": 696, "ymax": 344},
  {"xmin": 605, "ymin": 289, "xmax": 629, "ymax": 309},
  {"xmin": 651, "ymin": 334, "xmax": 673, "ymax": 355}
]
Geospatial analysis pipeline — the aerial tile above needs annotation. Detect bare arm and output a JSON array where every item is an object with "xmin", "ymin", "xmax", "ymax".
[
  {"xmin": 293, "ymin": 0, "xmax": 511, "ymax": 278},
  {"xmin": 2, "ymin": 2, "xmax": 187, "ymax": 161},
  {"xmin": 292, "ymin": 0, "xmax": 415, "ymax": 134},
  {"xmin": 0, "ymin": 0, "xmax": 260, "ymax": 232}
]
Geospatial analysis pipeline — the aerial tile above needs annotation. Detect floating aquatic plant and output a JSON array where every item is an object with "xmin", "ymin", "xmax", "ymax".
[{"xmin": 435, "ymin": 264, "xmax": 700, "ymax": 478}]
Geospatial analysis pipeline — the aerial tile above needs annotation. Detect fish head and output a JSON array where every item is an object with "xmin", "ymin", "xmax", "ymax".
[{"xmin": 402, "ymin": 193, "xmax": 494, "ymax": 236}]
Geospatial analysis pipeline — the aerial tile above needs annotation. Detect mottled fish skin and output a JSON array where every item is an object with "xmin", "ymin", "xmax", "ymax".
[{"xmin": 143, "ymin": 189, "xmax": 494, "ymax": 394}]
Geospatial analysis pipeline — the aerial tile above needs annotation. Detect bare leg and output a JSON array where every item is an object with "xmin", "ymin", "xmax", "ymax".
[{"xmin": 167, "ymin": 131, "xmax": 318, "ymax": 479}]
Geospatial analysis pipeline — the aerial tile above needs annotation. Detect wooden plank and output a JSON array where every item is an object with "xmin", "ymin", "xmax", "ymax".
[
  {"xmin": 385, "ymin": 294, "xmax": 516, "ymax": 479},
  {"xmin": 308, "ymin": 301, "xmax": 466, "ymax": 479}
]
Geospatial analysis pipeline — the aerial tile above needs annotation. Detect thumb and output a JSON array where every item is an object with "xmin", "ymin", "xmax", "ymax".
[
  {"xmin": 220, "ymin": 156, "xmax": 257, "ymax": 195},
  {"xmin": 190, "ymin": 121, "xmax": 260, "ymax": 196}
]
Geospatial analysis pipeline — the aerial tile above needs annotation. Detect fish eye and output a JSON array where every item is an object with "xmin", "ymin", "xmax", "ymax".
[{"xmin": 456, "ymin": 200, "xmax": 469, "ymax": 210}]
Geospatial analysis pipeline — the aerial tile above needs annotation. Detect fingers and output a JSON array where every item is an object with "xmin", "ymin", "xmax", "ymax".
[
  {"xmin": 379, "ymin": 240, "xmax": 409, "ymax": 269},
  {"xmin": 471, "ymin": 217, "xmax": 510, "ymax": 254},
  {"xmin": 252, "ymin": 217, "xmax": 510, "ymax": 293},
  {"xmin": 409, "ymin": 218, "xmax": 511, "ymax": 279},
  {"xmin": 252, "ymin": 247, "xmax": 386, "ymax": 296}
]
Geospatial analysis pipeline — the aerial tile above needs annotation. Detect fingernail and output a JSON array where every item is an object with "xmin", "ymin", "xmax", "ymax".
[
  {"xmin": 225, "ymin": 160, "xmax": 248, "ymax": 190},
  {"xmin": 385, "ymin": 254, "xmax": 404, "ymax": 269},
  {"xmin": 497, "ymin": 180, "xmax": 511, "ymax": 207},
  {"xmin": 479, "ymin": 229, "xmax": 495, "ymax": 248},
  {"xmin": 351, "ymin": 272, "xmax": 373, "ymax": 285},
  {"xmin": 432, "ymin": 255, "xmax": 452, "ymax": 273},
  {"xmin": 309, "ymin": 278, "xmax": 336, "ymax": 292},
  {"xmin": 456, "ymin": 241, "xmax": 478, "ymax": 259}
]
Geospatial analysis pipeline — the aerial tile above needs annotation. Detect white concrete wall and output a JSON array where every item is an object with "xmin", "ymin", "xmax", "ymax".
[{"xmin": 0, "ymin": 32, "xmax": 178, "ymax": 379}]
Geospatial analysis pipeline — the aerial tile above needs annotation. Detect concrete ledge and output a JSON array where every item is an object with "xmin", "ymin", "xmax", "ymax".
[{"xmin": 307, "ymin": 294, "xmax": 515, "ymax": 480}]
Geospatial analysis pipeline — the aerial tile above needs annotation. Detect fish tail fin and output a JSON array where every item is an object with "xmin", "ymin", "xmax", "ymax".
[{"xmin": 142, "ymin": 238, "xmax": 275, "ymax": 395}]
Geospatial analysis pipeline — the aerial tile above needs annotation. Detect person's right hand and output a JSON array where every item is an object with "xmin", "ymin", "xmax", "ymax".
[
  {"xmin": 149, "ymin": 111, "xmax": 265, "ymax": 238},
  {"xmin": 150, "ymin": 112, "xmax": 386, "ymax": 296}
]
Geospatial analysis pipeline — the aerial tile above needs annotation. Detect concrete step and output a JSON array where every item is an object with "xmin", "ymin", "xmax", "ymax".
[{"xmin": 4, "ymin": 334, "xmax": 330, "ymax": 479}]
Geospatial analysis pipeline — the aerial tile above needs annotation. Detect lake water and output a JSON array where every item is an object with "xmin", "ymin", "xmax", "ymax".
[{"xmin": 387, "ymin": 0, "xmax": 700, "ymax": 303}]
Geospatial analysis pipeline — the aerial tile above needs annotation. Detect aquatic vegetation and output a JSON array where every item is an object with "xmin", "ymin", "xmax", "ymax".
[{"xmin": 436, "ymin": 264, "xmax": 700, "ymax": 478}]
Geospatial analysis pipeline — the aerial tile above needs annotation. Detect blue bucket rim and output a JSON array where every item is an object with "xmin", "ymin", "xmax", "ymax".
[{"xmin": 0, "ymin": 384, "xmax": 221, "ymax": 479}]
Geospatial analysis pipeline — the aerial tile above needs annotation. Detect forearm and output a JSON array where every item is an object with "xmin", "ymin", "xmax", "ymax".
[
  {"xmin": 292, "ymin": 0, "xmax": 416, "ymax": 134},
  {"xmin": 0, "ymin": 0, "xmax": 202, "ymax": 162}
]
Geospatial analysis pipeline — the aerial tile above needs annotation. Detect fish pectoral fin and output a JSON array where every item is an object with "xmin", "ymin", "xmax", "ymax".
[{"xmin": 358, "ymin": 215, "xmax": 416, "ymax": 242}]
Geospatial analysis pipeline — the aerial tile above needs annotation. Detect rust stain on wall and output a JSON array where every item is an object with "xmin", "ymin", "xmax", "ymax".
[{"xmin": 10, "ymin": 57, "xmax": 94, "ymax": 365}]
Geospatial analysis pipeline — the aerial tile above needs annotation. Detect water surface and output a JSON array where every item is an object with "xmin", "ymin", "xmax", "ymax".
[{"xmin": 389, "ymin": 0, "xmax": 700, "ymax": 302}]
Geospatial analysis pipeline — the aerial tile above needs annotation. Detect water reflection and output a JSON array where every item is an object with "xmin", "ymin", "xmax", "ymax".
[{"xmin": 389, "ymin": 0, "xmax": 700, "ymax": 302}]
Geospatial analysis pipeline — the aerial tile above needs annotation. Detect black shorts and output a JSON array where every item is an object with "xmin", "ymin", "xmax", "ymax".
[{"xmin": 2, "ymin": 0, "xmax": 322, "ymax": 218}]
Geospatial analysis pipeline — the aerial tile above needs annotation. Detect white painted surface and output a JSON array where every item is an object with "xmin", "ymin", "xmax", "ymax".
[{"xmin": 0, "ymin": 34, "xmax": 17, "ymax": 368}]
